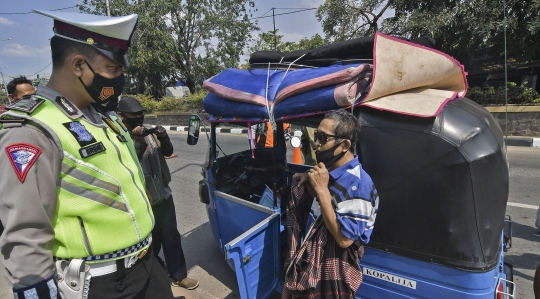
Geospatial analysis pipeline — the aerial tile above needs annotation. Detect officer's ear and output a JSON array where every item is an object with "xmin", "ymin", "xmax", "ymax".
[{"xmin": 71, "ymin": 55, "xmax": 86, "ymax": 78}]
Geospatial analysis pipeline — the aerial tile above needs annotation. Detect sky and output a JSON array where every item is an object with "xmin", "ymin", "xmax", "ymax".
[{"xmin": 0, "ymin": 0, "xmax": 328, "ymax": 81}]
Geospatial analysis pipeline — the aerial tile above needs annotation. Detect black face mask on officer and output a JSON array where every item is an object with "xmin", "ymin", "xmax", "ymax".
[{"xmin": 79, "ymin": 60, "xmax": 125, "ymax": 105}]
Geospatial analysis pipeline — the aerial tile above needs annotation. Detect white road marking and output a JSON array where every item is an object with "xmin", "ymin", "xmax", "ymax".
[
  {"xmin": 533, "ymin": 138, "xmax": 540, "ymax": 148},
  {"xmin": 507, "ymin": 202, "xmax": 538, "ymax": 210}
]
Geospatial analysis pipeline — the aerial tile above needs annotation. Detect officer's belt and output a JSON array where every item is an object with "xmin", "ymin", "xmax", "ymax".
[
  {"xmin": 54, "ymin": 234, "xmax": 151, "ymax": 264},
  {"xmin": 86, "ymin": 247, "xmax": 149, "ymax": 277}
]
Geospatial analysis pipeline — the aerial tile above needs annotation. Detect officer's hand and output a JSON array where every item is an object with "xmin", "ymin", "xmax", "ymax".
[
  {"xmin": 308, "ymin": 163, "xmax": 330, "ymax": 195},
  {"xmin": 155, "ymin": 126, "xmax": 168, "ymax": 138},
  {"xmin": 132, "ymin": 126, "xmax": 145, "ymax": 136}
]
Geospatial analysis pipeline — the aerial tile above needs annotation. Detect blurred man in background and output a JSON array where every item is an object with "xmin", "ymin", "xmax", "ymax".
[{"xmin": 7, "ymin": 76, "xmax": 35, "ymax": 103}]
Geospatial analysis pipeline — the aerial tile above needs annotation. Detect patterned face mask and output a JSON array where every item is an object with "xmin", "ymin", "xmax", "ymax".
[{"xmin": 79, "ymin": 60, "xmax": 125, "ymax": 105}]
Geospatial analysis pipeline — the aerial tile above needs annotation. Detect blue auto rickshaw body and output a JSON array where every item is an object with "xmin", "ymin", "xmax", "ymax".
[{"xmin": 196, "ymin": 97, "xmax": 513, "ymax": 299}]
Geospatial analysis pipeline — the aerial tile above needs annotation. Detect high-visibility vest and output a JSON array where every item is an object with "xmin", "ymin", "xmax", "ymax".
[
  {"xmin": 4, "ymin": 96, "xmax": 154, "ymax": 260},
  {"xmin": 256, "ymin": 122, "xmax": 291, "ymax": 148}
]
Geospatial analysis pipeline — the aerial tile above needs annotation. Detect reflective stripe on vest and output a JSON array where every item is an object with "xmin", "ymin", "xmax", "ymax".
[{"xmin": 27, "ymin": 97, "xmax": 154, "ymax": 259}]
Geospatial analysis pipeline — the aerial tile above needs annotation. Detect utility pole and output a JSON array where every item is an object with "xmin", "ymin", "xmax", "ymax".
[
  {"xmin": 272, "ymin": 7, "xmax": 277, "ymax": 51},
  {"xmin": 105, "ymin": 0, "xmax": 111, "ymax": 16},
  {"xmin": 503, "ymin": 0, "xmax": 508, "ymax": 147},
  {"xmin": 0, "ymin": 67, "xmax": 6, "ymax": 94}
]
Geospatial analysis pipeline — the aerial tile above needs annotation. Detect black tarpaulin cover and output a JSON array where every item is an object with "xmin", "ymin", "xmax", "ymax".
[
  {"xmin": 356, "ymin": 98, "xmax": 509, "ymax": 271},
  {"xmin": 249, "ymin": 36, "xmax": 437, "ymax": 67}
]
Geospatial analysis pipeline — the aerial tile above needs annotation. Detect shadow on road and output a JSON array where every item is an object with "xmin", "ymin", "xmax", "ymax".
[
  {"xmin": 170, "ymin": 163, "xmax": 204, "ymax": 175},
  {"xmin": 180, "ymin": 221, "xmax": 284, "ymax": 298},
  {"xmin": 505, "ymin": 220, "xmax": 540, "ymax": 281},
  {"xmin": 181, "ymin": 222, "xmax": 240, "ymax": 294}
]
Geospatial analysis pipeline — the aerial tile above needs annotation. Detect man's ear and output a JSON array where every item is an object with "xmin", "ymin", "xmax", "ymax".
[
  {"xmin": 342, "ymin": 139, "xmax": 352, "ymax": 152},
  {"xmin": 71, "ymin": 55, "xmax": 86, "ymax": 77},
  {"xmin": 7, "ymin": 94, "xmax": 15, "ymax": 102}
]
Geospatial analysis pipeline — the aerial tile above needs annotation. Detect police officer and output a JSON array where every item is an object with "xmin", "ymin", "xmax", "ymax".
[{"xmin": 0, "ymin": 10, "xmax": 175, "ymax": 299}]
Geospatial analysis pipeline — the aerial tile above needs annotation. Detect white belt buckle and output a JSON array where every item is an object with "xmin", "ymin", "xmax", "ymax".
[
  {"xmin": 124, "ymin": 248, "xmax": 148, "ymax": 269},
  {"xmin": 88, "ymin": 261, "xmax": 117, "ymax": 277},
  {"xmin": 124, "ymin": 255, "xmax": 138, "ymax": 269}
]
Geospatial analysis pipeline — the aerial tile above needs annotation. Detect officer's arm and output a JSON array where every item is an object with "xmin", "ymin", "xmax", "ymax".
[{"xmin": 0, "ymin": 125, "xmax": 61, "ymax": 298}]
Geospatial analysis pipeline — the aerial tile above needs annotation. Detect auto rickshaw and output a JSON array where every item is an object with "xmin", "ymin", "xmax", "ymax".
[{"xmin": 188, "ymin": 32, "xmax": 515, "ymax": 299}]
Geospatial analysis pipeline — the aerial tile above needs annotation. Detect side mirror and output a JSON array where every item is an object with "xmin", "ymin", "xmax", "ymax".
[{"xmin": 187, "ymin": 114, "xmax": 200, "ymax": 145}]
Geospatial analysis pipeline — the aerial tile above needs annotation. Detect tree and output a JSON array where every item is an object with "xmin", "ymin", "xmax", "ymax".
[
  {"xmin": 164, "ymin": 0, "xmax": 257, "ymax": 92},
  {"xmin": 79, "ymin": 0, "xmax": 257, "ymax": 96},
  {"xmin": 316, "ymin": 0, "xmax": 393, "ymax": 42},
  {"xmin": 79, "ymin": 0, "xmax": 179, "ymax": 97},
  {"xmin": 297, "ymin": 34, "xmax": 326, "ymax": 50},
  {"xmin": 315, "ymin": 0, "xmax": 540, "ymax": 69},
  {"xmin": 529, "ymin": 0, "xmax": 540, "ymax": 33},
  {"xmin": 384, "ymin": 0, "xmax": 540, "ymax": 66},
  {"xmin": 0, "ymin": 90, "xmax": 8, "ymax": 105},
  {"xmin": 249, "ymin": 30, "xmax": 327, "ymax": 54},
  {"xmin": 249, "ymin": 29, "xmax": 302, "ymax": 53}
]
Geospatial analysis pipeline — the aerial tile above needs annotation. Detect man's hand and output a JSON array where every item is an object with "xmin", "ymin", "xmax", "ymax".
[
  {"xmin": 293, "ymin": 172, "xmax": 309, "ymax": 188},
  {"xmin": 308, "ymin": 163, "xmax": 330, "ymax": 197},
  {"xmin": 132, "ymin": 126, "xmax": 145, "ymax": 136},
  {"xmin": 155, "ymin": 126, "xmax": 168, "ymax": 138}
]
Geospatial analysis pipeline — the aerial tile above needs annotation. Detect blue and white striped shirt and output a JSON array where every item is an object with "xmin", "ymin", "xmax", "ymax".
[{"xmin": 308, "ymin": 155, "xmax": 379, "ymax": 244}]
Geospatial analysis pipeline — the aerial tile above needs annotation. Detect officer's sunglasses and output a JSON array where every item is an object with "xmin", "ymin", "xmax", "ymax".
[{"xmin": 314, "ymin": 131, "xmax": 347, "ymax": 145}]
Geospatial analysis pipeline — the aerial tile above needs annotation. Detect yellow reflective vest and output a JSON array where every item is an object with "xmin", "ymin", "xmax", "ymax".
[{"xmin": 4, "ymin": 96, "xmax": 154, "ymax": 260}]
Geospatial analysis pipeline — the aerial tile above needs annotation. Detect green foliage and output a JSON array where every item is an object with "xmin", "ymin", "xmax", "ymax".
[
  {"xmin": 530, "ymin": 0, "xmax": 540, "ymax": 33},
  {"xmin": 0, "ymin": 90, "xmax": 9, "ymax": 105},
  {"xmin": 384, "ymin": 0, "xmax": 540, "ymax": 66},
  {"xmin": 316, "ymin": 0, "xmax": 393, "ymax": 41},
  {"xmin": 187, "ymin": 90, "xmax": 208, "ymax": 107},
  {"xmin": 297, "ymin": 34, "xmax": 326, "ymax": 50},
  {"xmin": 134, "ymin": 94, "xmax": 160, "ymax": 114},
  {"xmin": 79, "ymin": 0, "xmax": 257, "ymax": 95},
  {"xmin": 248, "ymin": 30, "xmax": 327, "ymax": 56},
  {"xmin": 159, "ymin": 97, "xmax": 182, "ymax": 111},
  {"xmin": 128, "ymin": 91, "xmax": 208, "ymax": 113},
  {"xmin": 467, "ymin": 83, "xmax": 540, "ymax": 106},
  {"xmin": 314, "ymin": 0, "xmax": 540, "ymax": 66},
  {"xmin": 249, "ymin": 30, "xmax": 298, "ymax": 53}
]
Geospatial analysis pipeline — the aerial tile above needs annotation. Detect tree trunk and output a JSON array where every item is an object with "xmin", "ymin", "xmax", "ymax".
[
  {"xmin": 150, "ymin": 73, "xmax": 164, "ymax": 99},
  {"xmin": 136, "ymin": 74, "xmax": 146, "ymax": 94},
  {"xmin": 185, "ymin": 77, "xmax": 196, "ymax": 94}
]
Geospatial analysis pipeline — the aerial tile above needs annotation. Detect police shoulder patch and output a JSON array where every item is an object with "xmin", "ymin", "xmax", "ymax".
[
  {"xmin": 6, "ymin": 96, "xmax": 45, "ymax": 114},
  {"xmin": 5, "ymin": 143, "xmax": 42, "ymax": 183}
]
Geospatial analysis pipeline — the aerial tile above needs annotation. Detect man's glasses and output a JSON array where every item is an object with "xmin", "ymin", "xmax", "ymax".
[{"xmin": 314, "ymin": 131, "xmax": 347, "ymax": 145}]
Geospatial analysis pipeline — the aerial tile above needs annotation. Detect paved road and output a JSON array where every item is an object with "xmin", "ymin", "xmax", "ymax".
[
  {"xmin": 0, "ymin": 131, "xmax": 538, "ymax": 299},
  {"xmin": 505, "ymin": 146, "xmax": 540, "ymax": 299}
]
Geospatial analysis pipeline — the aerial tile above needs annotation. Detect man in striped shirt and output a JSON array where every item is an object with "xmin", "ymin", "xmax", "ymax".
[{"xmin": 283, "ymin": 110, "xmax": 379, "ymax": 298}]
